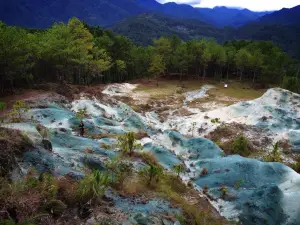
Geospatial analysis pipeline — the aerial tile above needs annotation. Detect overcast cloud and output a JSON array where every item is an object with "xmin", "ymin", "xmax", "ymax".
[{"xmin": 156, "ymin": 0, "xmax": 300, "ymax": 11}]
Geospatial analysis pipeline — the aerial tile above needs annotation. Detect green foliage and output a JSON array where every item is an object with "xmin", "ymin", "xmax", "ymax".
[
  {"xmin": 75, "ymin": 108, "xmax": 87, "ymax": 120},
  {"xmin": 117, "ymin": 132, "xmax": 143, "ymax": 156},
  {"xmin": 291, "ymin": 157, "xmax": 300, "ymax": 173},
  {"xmin": 172, "ymin": 163, "xmax": 185, "ymax": 177},
  {"xmin": 0, "ymin": 101, "xmax": 6, "ymax": 111},
  {"xmin": 139, "ymin": 164, "xmax": 163, "ymax": 186},
  {"xmin": 232, "ymin": 136, "xmax": 250, "ymax": 156},
  {"xmin": 264, "ymin": 142, "xmax": 282, "ymax": 162},
  {"xmin": 8, "ymin": 100, "xmax": 29, "ymax": 122},
  {"xmin": 77, "ymin": 170, "xmax": 110, "ymax": 200},
  {"xmin": 234, "ymin": 179, "xmax": 244, "ymax": 190},
  {"xmin": 282, "ymin": 76, "xmax": 300, "ymax": 93},
  {"xmin": 220, "ymin": 185, "xmax": 228, "ymax": 198},
  {"xmin": 211, "ymin": 118, "xmax": 221, "ymax": 124},
  {"xmin": 39, "ymin": 173, "xmax": 58, "ymax": 200},
  {"xmin": 105, "ymin": 157, "xmax": 133, "ymax": 187},
  {"xmin": 0, "ymin": 18, "xmax": 299, "ymax": 93}
]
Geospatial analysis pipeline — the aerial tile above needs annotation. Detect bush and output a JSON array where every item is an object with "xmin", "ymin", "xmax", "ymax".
[
  {"xmin": 139, "ymin": 164, "xmax": 163, "ymax": 186},
  {"xmin": 172, "ymin": 163, "xmax": 185, "ymax": 177},
  {"xmin": 0, "ymin": 101, "xmax": 6, "ymax": 111},
  {"xmin": 8, "ymin": 100, "xmax": 29, "ymax": 122},
  {"xmin": 282, "ymin": 76, "xmax": 300, "ymax": 93},
  {"xmin": 105, "ymin": 157, "xmax": 133, "ymax": 188},
  {"xmin": 75, "ymin": 107, "xmax": 87, "ymax": 120},
  {"xmin": 77, "ymin": 170, "xmax": 110, "ymax": 201},
  {"xmin": 211, "ymin": 118, "xmax": 221, "ymax": 124},
  {"xmin": 232, "ymin": 135, "xmax": 250, "ymax": 156},
  {"xmin": 117, "ymin": 132, "xmax": 143, "ymax": 156},
  {"xmin": 264, "ymin": 142, "xmax": 282, "ymax": 162}
]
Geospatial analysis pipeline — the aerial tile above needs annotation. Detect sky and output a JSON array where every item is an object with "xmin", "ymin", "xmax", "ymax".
[{"xmin": 156, "ymin": 0, "xmax": 300, "ymax": 11}]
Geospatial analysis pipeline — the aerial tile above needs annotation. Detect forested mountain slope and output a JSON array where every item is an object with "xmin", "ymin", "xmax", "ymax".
[
  {"xmin": 108, "ymin": 13, "xmax": 225, "ymax": 46},
  {"xmin": 0, "ymin": 0, "xmax": 146, "ymax": 28},
  {"xmin": 0, "ymin": 0, "xmax": 268, "ymax": 28},
  {"xmin": 257, "ymin": 5, "xmax": 300, "ymax": 25}
]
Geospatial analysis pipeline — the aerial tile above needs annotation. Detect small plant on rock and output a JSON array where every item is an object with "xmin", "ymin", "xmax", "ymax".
[
  {"xmin": 139, "ymin": 163, "xmax": 163, "ymax": 186},
  {"xmin": 234, "ymin": 179, "xmax": 244, "ymax": 190},
  {"xmin": 0, "ymin": 101, "xmax": 6, "ymax": 111},
  {"xmin": 117, "ymin": 132, "xmax": 143, "ymax": 156},
  {"xmin": 291, "ymin": 157, "xmax": 300, "ymax": 173},
  {"xmin": 220, "ymin": 185, "xmax": 228, "ymax": 199},
  {"xmin": 264, "ymin": 141, "xmax": 282, "ymax": 162},
  {"xmin": 172, "ymin": 163, "xmax": 185, "ymax": 177},
  {"xmin": 211, "ymin": 118, "xmax": 221, "ymax": 124},
  {"xmin": 77, "ymin": 170, "xmax": 110, "ymax": 201},
  {"xmin": 75, "ymin": 107, "xmax": 87, "ymax": 120},
  {"xmin": 232, "ymin": 135, "xmax": 250, "ymax": 156},
  {"xmin": 8, "ymin": 100, "xmax": 29, "ymax": 122},
  {"xmin": 105, "ymin": 157, "xmax": 133, "ymax": 188}
]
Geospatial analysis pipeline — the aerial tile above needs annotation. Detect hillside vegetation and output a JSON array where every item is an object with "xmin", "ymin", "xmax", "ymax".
[{"xmin": 0, "ymin": 18, "xmax": 300, "ymax": 96}]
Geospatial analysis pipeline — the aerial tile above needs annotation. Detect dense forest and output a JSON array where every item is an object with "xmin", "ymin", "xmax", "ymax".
[{"xmin": 1, "ymin": 17, "xmax": 300, "ymax": 95}]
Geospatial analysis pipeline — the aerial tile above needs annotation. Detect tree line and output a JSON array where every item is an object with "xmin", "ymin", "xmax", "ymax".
[{"xmin": 0, "ymin": 17, "xmax": 300, "ymax": 95}]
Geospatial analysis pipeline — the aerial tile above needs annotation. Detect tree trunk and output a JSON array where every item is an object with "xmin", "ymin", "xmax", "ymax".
[
  {"xmin": 252, "ymin": 71, "xmax": 256, "ymax": 84},
  {"xmin": 180, "ymin": 69, "xmax": 182, "ymax": 82},
  {"xmin": 202, "ymin": 66, "xmax": 206, "ymax": 81},
  {"xmin": 239, "ymin": 70, "xmax": 243, "ymax": 81}
]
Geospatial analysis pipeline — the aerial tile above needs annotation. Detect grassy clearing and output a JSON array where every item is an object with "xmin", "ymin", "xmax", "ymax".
[
  {"xmin": 207, "ymin": 81, "xmax": 266, "ymax": 100},
  {"xmin": 134, "ymin": 79, "xmax": 266, "ymax": 103}
]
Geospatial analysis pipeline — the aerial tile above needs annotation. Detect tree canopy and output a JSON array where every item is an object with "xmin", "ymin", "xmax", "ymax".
[{"xmin": 0, "ymin": 18, "xmax": 300, "ymax": 95}]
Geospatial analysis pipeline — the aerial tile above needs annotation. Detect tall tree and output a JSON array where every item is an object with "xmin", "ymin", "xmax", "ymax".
[{"xmin": 149, "ymin": 54, "xmax": 165, "ymax": 86}]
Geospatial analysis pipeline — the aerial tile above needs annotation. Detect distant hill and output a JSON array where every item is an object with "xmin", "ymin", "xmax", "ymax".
[
  {"xmin": 196, "ymin": 6, "xmax": 269, "ymax": 27},
  {"xmin": 257, "ymin": 5, "xmax": 300, "ymax": 25},
  {"xmin": 231, "ymin": 23, "xmax": 300, "ymax": 59},
  {"xmin": 0, "ymin": 0, "xmax": 146, "ymax": 28},
  {"xmin": 136, "ymin": 1, "xmax": 269, "ymax": 27},
  {"xmin": 0, "ymin": 0, "xmax": 268, "ymax": 28},
  {"xmin": 107, "ymin": 13, "xmax": 224, "ymax": 46}
]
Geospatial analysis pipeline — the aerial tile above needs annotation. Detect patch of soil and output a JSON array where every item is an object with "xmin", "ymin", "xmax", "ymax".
[{"xmin": 206, "ymin": 123, "xmax": 273, "ymax": 156}]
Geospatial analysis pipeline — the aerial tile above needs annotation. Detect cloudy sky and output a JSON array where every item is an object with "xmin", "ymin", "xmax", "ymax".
[{"xmin": 156, "ymin": 0, "xmax": 300, "ymax": 11}]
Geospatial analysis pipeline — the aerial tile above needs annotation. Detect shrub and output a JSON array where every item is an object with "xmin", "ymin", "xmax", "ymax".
[
  {"xmin": 264, "ymin": 142, "xmax": 282, "ymax": 162},
  {"xmin": 220, "ymin": 185, "xmax": 228, "ymax": 199},
  {"xmin": 75, "ymin": 108, "xmax": 87, "ymax": 120},
  {"xmin": 8, "ymin": 100, "xmax": 29, "ymax": 122},
  {"xmin": 172, "ymin": 163, "xmax": 185, "ymax": 177},
  {"xmin": 38, "ymin": 173, "xmax": 58, "ymax": 200},
  {"xmin": 234, "ymin": 179, "xmax": 244, "ymax": 190},
  {"xmin": 117, "ymin": 132, "xmax": 143, "ymax": 156},
  {"xmin": 291, "ymin": 157, "xmax": 300, "ymax": 173},
  {"xmin": 139, "ymin": 164, "xmax": 163, "ymax": 186},
  {"xmin": 77, "ymin": 170, "xmax": 110, "ymax": 201},
  {"xmin": 0, "ymin": 101, "xmax": 6, "ymax": 111},
  {"xmin": 105, "ymin": 157, "xmax": 133, "ymax": 188},
  {"xmin": 232, "ymin": 135, "xmax": 250, "ymax": 156},
  {"xmin": 211, "ymin": 118, "xmax": 221, "ymax": 124}
]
